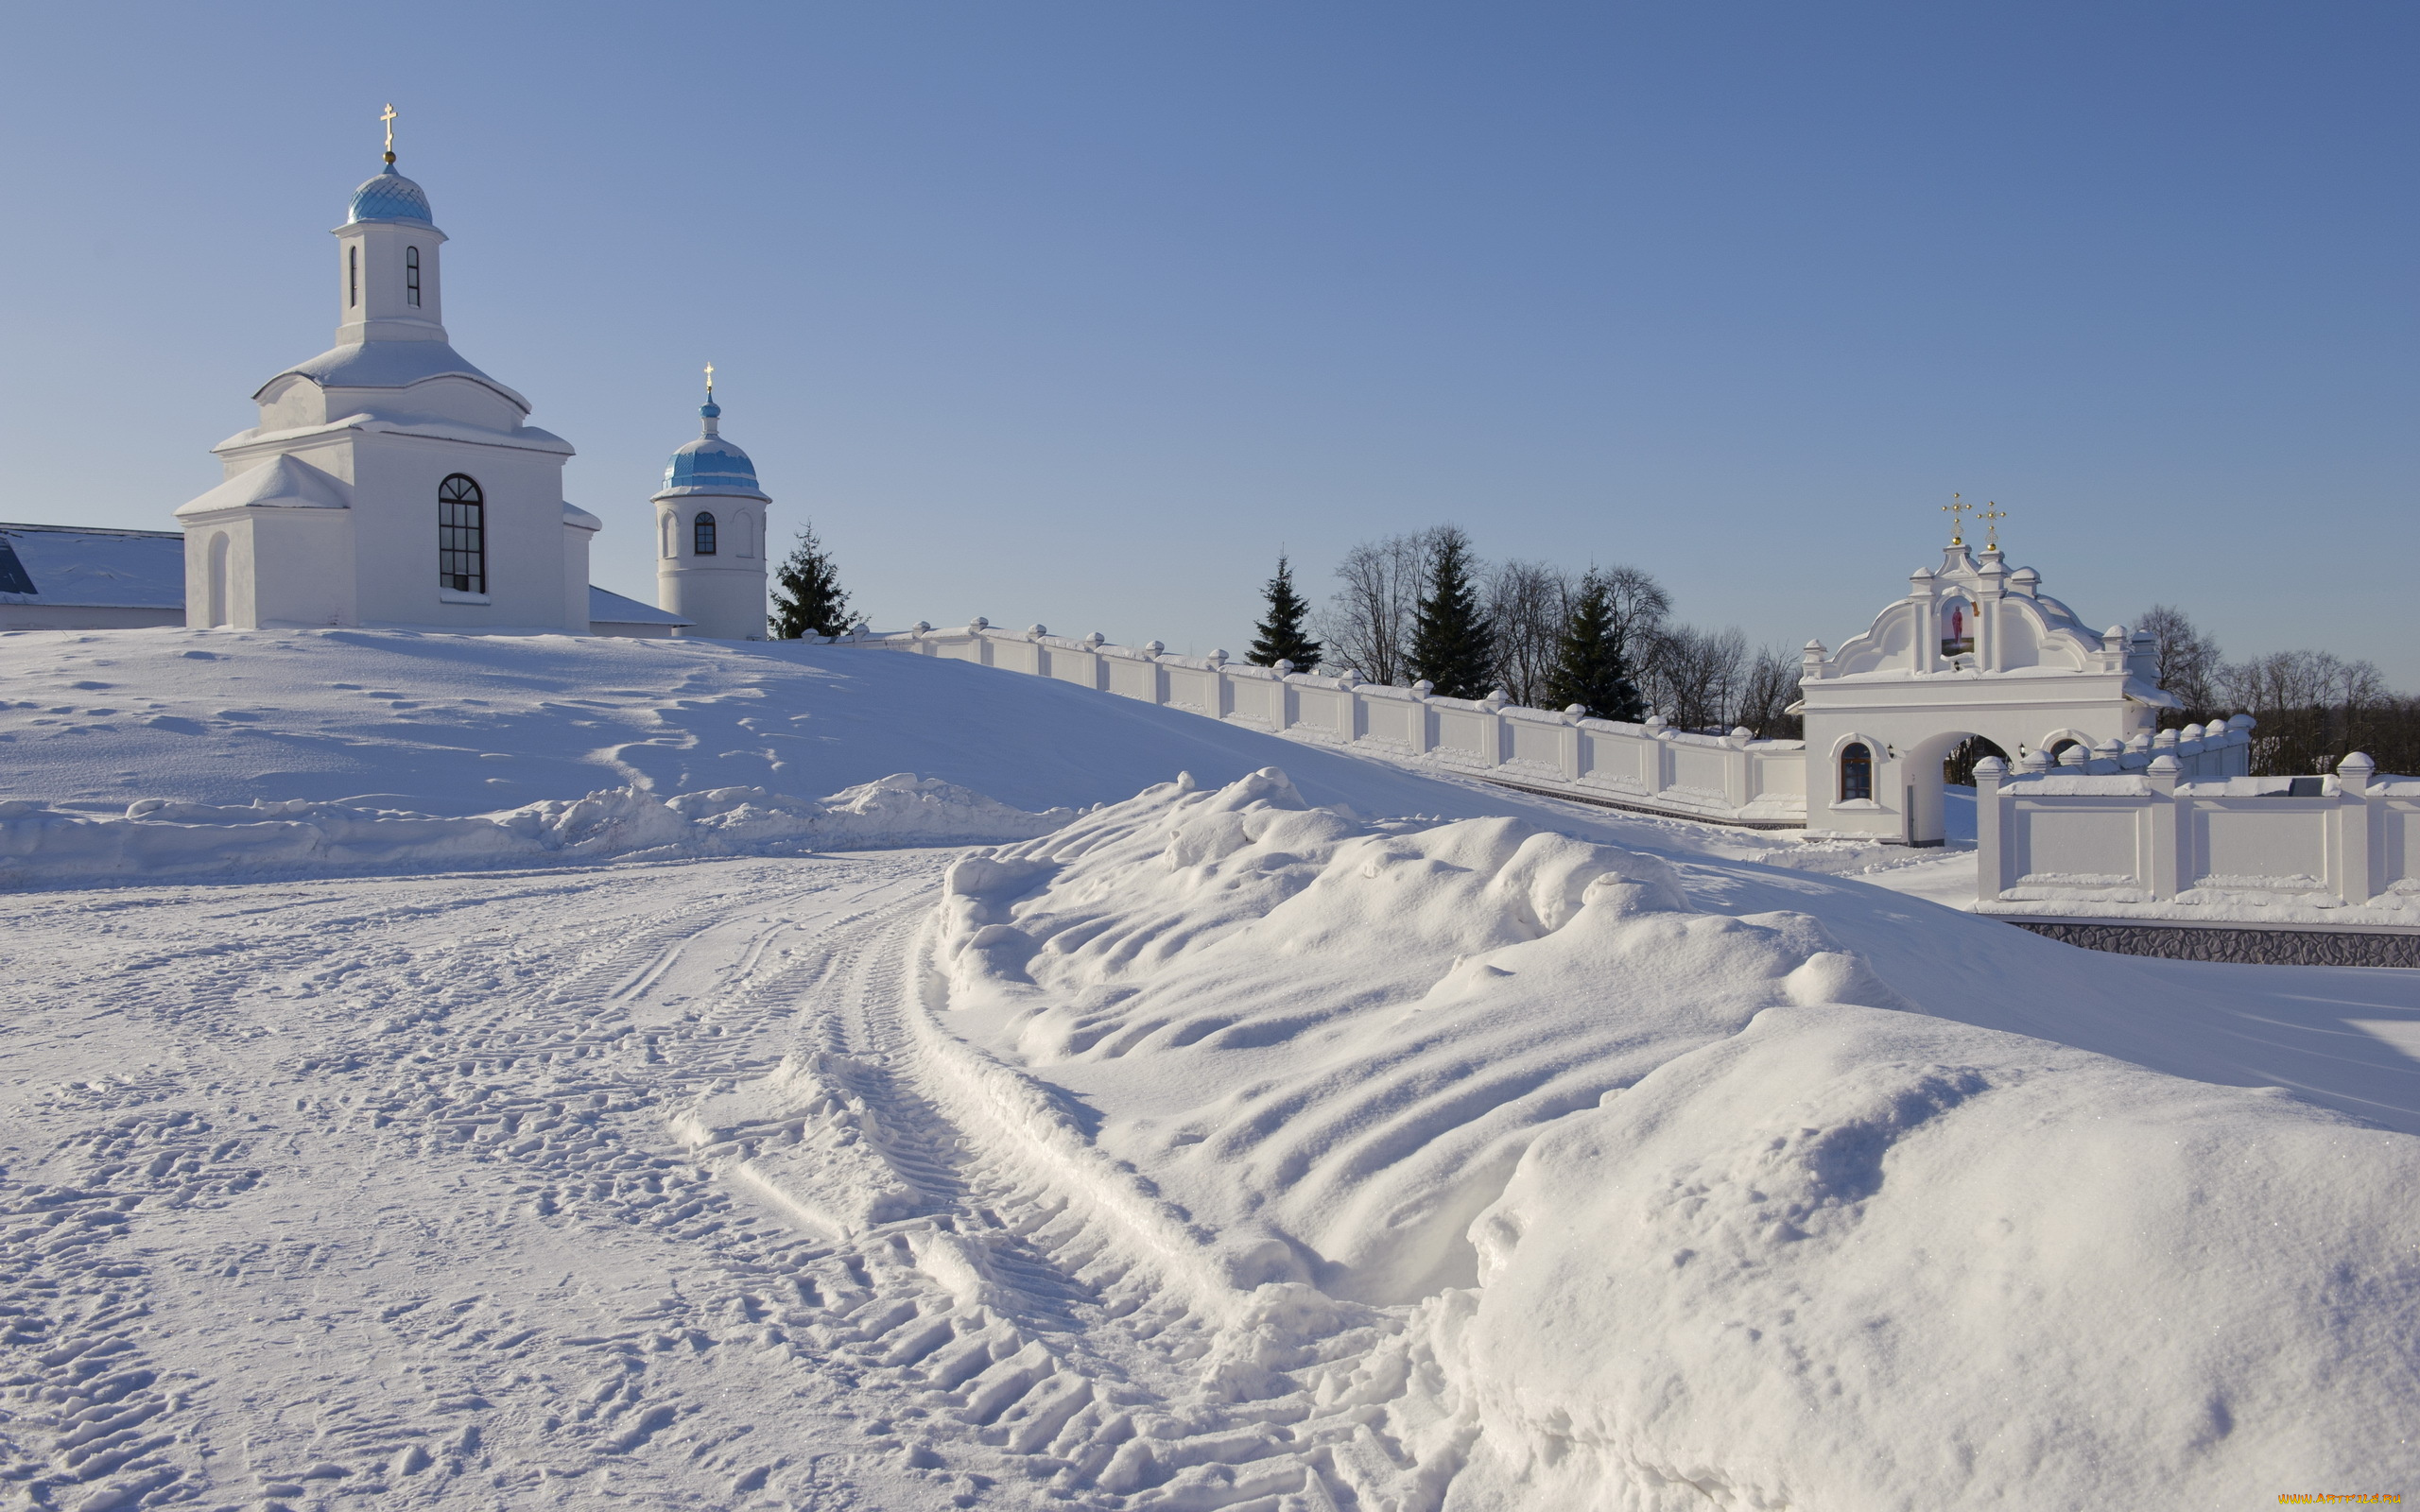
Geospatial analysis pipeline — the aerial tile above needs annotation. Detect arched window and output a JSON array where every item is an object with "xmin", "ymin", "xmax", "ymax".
[
  {"xmin": 438, "ymin": 474, "xmax": 486, "ymax": 593},
  {"xmin": 406, "ymin": 247, "xmax": 421, "ymax": 307},
  {"xmin": 349, "ymin": 246, "xmax": 359, "ymax": 308},
  {"xmin": 1840, "ymin": 743, "xmax": 1874, "ymax": 801},
  {"xmin": 693, "ymin": 512, "xmax": 717, "ymax": 556}
]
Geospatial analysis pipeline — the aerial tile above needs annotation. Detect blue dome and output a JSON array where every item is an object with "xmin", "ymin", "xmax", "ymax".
[
  {"xmin": 659, "ymin": 403, "xmax": 769, "ymax": 498},
  {"xmin": 348, "ymin": 163, "xmax": 434, "ymax": 225}
]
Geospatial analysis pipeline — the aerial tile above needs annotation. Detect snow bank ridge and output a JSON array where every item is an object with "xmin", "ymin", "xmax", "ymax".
[
  {"xmin": 0, "ymin": 774, "xmax": 1072, "ymax": 885},
  {"xmin": 920, "ymin": 766, "xmax": 1903, "ymax": 1311},
  {"xmin": 881, "ymin": 765, "xmax": 2420, "ymax": 1506}
]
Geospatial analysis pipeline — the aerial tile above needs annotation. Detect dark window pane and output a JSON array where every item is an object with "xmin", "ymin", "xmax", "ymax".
[
  {"xmin": 1841, "ymin": 743, "xmax": 1873, "ymax": 801},
  {"xmin": 438, "ymin": 474, "xmax": 485, "ymax": 593}
]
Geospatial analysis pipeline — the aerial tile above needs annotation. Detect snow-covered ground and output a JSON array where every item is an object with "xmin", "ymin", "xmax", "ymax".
[{"xmin": 3, "ymin": 627, "xmax": 2415, "ymax": 1509}]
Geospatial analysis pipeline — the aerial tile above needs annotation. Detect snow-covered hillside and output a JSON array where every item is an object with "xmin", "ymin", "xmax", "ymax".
[
  {"xmin": 2, "ymin": 626, "xmax": 2414, "ymax": 1509},
  {"xmin": 0, "ymin": 627, "xmax": 1613, "ymax": 820}
]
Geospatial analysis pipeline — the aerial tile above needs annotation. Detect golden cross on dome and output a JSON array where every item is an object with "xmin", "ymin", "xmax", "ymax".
[
  {"xmin": 380, "ymin": 103, "xmax": 397, "ymax": 163},
  {"xmin": 1977, "ymin": 501, "xmax": 2007, "ymax": 550},
  {"xmin": 1942, "ymin": 492, "xmax": 1969, "ymax": 546},
  {"xmin": 703, "ymin": 362, "xmax": 716, "ymax": 398}
]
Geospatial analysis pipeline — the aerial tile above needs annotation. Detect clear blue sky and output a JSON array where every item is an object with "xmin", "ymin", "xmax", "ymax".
[{"xmin": 3, "ymin": 4, "xmax": 2411, "ymax": 682}]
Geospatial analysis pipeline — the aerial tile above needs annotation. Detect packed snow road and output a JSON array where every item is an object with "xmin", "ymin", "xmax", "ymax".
[{"xmin": 0, "ymin": 853, "xmax": 1422, "ymax": 1512}]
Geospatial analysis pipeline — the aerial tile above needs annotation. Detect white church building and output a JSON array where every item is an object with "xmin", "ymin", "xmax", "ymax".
[{"xmin": 166, "ymin": 135, "xmax": 764, "ymax": 639}]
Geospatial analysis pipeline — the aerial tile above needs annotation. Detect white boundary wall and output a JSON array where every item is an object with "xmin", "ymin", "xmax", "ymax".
[
  {"xmin": 840, "ymin": 623, "xmax": 1808, "ymax": 827},
  {"xmin": 1974, "ymin": 751, "xmax": 2420, "ymax": 930}
]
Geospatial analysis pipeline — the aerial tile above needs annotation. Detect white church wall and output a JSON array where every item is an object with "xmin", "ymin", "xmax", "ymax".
[
  {"xmin": 845, "ymin": 625, "xmax": 1808, "ymax": 828},
  {"xmin": 177, "ymin": 507, "xmax": 355, "ymax": 629},
  {"xmin": 348, "ymin": 436, "xmax": 577, "ymax": 630},
  {"xmin": 248, "ymin": 509, "xmax": 356, "ymax": 629},
  {"xmin": 562, "ymin": 513, "xmax": 598, "ymax": 634},
  {"xmin": 654, "ymin": 496, "xmax": 768, "ymax": 641},
  {"xmin": 1975, "ymin": 754, "xmax": 2420, "ymax": 930}
]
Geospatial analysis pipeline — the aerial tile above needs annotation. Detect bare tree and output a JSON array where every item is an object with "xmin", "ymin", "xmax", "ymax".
[
  {"xmin": 1598, "ymin": 565, "xmax": 1672, "ymax": 664},
  {"xmin": 2135, "ymin": 604, "xmax": 2223, "ymax": 709},
  {"xmin": 2218, "ymin": 649, "xmax": 2392, "ymax": 776},
  {"xmin": 1734, "ymin": 644, "xmax": 1804, "ymax": 738},
  {"xmin": 1644, "ymin": 624, "xmax": 1748, "ymax": 731},
  {"xmin": 1315, "ymin": 530, "xmax": 1436, "ymax": 685},
  {"xmin": 1485, "ymin": 559, "xmax": 1572, "ymax": 707}
]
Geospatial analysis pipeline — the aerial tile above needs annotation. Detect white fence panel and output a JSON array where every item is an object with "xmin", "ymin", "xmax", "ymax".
[
  {"xmin": 1363, "ymin": 698, "xmax": 1416, "ymax": 747},
  {"xmin": 2017, "ymin": 803, "xmax": 2143, "ymax": 885},
  {"xmin": 2196, "ymin": 803, "xmax": 2327, "ymax": 886},
  {"xmin": 1976, "ymin": 756, "xmax": 2420, "ymax": 926},
  {"xmin": 1670, "ymin": 744, "xmax": 1732, "ymax": 799},
  {"xmin": 1105, "ymin": 658, "xmax": 1156, "ymax": 702},
  {"xmin": 1164, "ymin": 666, "xmax": 1219, "ymax": 713},
  {"xmin": 1434, "ymin": 709, "xmax": 1490, "ymax": 759},
  {"xmin": 842, "ymin": 626, "xmax": 1808, "ymax": 827},
  {"xmin": 1294, "ymin": 685, "xmax": 1350, "ymax": 738},
  {"xmin": 1507, "ymin": 717, "xmax": 1565, "ymax": 771},
  {"xmin": 1228, "ymin": 676, "xmax": 1280, "ymax": 727}
]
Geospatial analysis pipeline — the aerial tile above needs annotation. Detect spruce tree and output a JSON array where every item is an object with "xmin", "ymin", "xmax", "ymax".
[
  {"xmin": 768, "ymin": 524, "xmax": 855, "ymax": 640},
  {"xmin": 1543, "ymin": 570, "xmax": 1645, "ymax": 721},
  {"xmin": 1247, "ymin": 554, "xmax": 1323, "ymax": 668},
  {"xmin": 1408, "ymin": 525, "xmax": 1494, "ymax": 698}
]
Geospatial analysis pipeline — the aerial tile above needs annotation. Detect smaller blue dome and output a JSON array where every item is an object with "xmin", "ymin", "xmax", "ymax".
[
  {"xmin": 659, "ymin": 403, "xmax": 769, "ymax": 498},
  {"xmin": 348, "ymin": 163, "xmax": 434, "ymax": 225}
]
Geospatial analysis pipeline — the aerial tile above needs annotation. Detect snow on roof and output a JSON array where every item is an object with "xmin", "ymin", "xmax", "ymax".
[
  {"xmin": 0, "ymin": 523, "xmax": 184, "ymax": 610},
  {"xmin": 589, "ymin": 585, "xmax": 690, "ymax": 626},
  {"xmin": 174, "ymin": 455, "xmax": 354, "ymax": 520},
  {"xmin": 254, "ymin": 340, "xmax": 528, "ymax": 412}
]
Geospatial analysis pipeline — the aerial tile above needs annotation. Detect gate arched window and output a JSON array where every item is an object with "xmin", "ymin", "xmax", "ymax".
[
  {"xmin": 438, "ymin": 474, "xmax": 485, "ymax": 593},
  {"xmin": 693, "ymin": 511, "xmax": 717, "ymax": 556},
  {"xmin": 1840, "ymin": 742, "xmax": 1874, "ymax": 801}
]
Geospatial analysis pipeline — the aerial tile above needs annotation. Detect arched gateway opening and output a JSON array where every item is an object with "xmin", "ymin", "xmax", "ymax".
[{"xmin": 1901, "ymin": 730, "xmax": 2011, "ymax": 846}]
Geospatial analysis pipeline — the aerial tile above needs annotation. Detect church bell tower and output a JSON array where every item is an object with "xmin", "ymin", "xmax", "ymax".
[
  {"xmin": 652, "ymin": 369, "xmax": 770, "ymax": 640},
  {"xmin": 334, "ymin": 107, "xmax": 448, "ymax": 347}
]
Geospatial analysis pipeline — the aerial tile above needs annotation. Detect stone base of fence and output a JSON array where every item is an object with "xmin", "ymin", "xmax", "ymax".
[{"xmin": 1998, "ymin": 917, "xmax": 2420, "ymax": 969}]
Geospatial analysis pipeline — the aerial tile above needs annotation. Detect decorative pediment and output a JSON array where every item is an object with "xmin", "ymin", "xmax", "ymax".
[{"xmin": 1816, "ymin": 541, "xmax": 2108, "ymax": 679}]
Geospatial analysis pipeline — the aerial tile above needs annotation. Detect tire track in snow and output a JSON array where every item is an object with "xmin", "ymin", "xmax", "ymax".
[
  {"xmin": 2, "ymin": 853, "xmax": 1461, "ymax": 1509},
  {"xmin": 676, "ymin": 909, "xmax": 1468, "ymax": 1510}
]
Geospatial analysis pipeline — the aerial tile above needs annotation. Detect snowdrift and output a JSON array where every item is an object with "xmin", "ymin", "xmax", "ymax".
[
  {"xmin": 0, "ymin": 773, "xmax": 1068, "ymax": 885},
  {"xmin": 919, "ymin": 767, "xmax": 2420, "ymax": 1504},
  {"xmin": 1447, "ymin": 1005, "xmax": 2420, "ymax": 1508}
]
